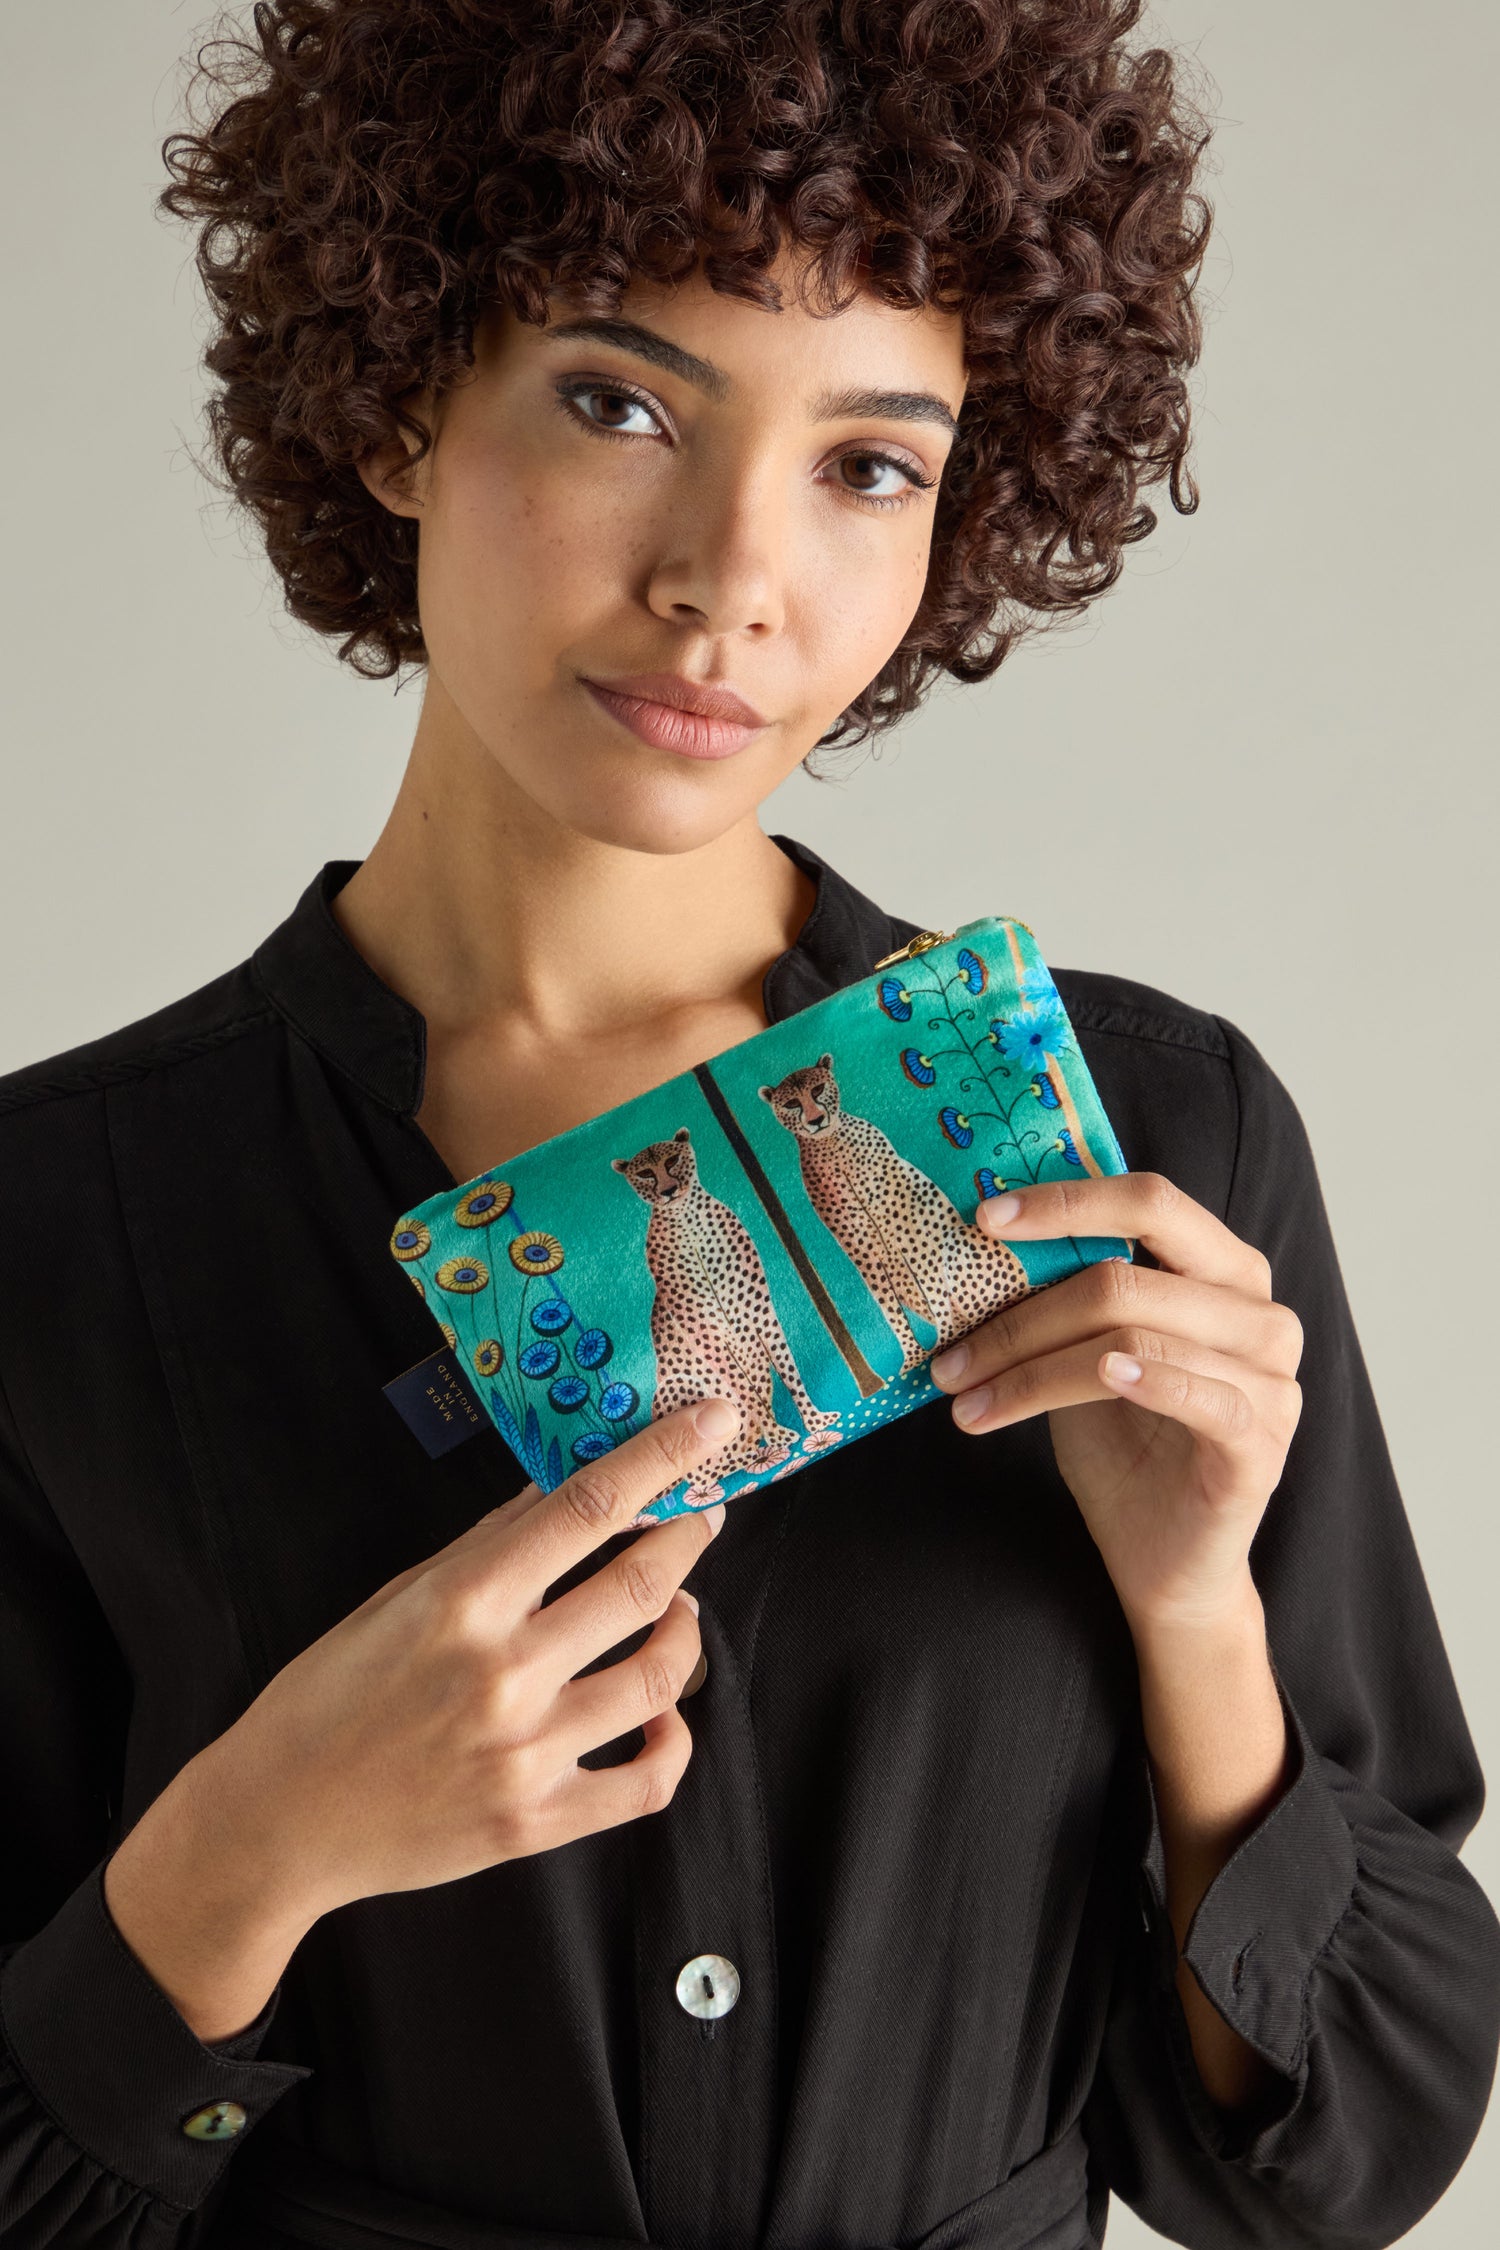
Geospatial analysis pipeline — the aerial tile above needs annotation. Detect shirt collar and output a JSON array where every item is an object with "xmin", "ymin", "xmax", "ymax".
[{"xmin": 250, "ymin": 832, "xmax": 912, "ymax": 1118}]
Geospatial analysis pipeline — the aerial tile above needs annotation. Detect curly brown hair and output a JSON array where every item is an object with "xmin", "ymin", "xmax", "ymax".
[{"xmin": 160, "ymin": 0, "xmax": 1214, "ymax": 759}]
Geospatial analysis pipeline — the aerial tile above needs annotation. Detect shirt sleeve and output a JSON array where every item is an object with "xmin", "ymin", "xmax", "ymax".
[
  {"xmin": 0, "ymin": 1368, "xmax": 310, "ymax": 2246},
  {"xmin": 1082, "ymin": 1016, "xmax": 1500, "ymax": 2246}
]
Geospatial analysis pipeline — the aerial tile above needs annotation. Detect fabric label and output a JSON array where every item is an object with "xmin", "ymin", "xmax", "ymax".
[{"xmin": 382, "ymin": 1348, "xmax": 488, "ymax": 1457}]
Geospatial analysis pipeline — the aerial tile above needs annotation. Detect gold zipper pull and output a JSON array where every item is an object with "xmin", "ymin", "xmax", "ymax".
[
  {"xmin": 874, "ymin": 915, "xmax": 1036, "ymax": 971},
  {"xmin": 872, "ymin": 929, "xmax": 954, "ymax": 969}
]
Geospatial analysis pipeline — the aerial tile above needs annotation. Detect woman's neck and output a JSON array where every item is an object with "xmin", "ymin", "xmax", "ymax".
[{"xmin": 329, "ymin": 685, "xmax": 818, "ymax": 1176}]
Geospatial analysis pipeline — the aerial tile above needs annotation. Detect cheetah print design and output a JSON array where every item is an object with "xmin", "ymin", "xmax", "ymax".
[
  {"xmin": 759, "ymin": 1053, "xmax": 1032, "ymax": 1374},
  {"xmin": 611, "ymin": 1127, "xmax": 843, "ymax": 1507}
]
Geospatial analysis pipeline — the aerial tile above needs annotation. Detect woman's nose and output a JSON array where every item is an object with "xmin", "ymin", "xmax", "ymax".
[{"xmin": 644, "ymin": 465, "xmax": 788, "ymax": 639}]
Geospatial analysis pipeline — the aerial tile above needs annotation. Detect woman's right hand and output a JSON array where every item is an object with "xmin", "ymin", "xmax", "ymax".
[
  {"xmin": 102, "ymin": 1394, "xmax": 738, "ymax": 2038},
  {"xmin": 232, "ymin": 1388, "xmax": 736, "ymax": 1904}
]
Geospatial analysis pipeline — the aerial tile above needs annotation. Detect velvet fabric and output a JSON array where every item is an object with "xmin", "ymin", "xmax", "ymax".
[{"xmin": 388, "ymin": 917, "xmax": 1129, "ymax": 1522}]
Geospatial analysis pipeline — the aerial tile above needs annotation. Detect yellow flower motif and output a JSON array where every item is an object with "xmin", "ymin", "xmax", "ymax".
[
  {"xmin": 408, "ymin": 1274, "xmax": 425, "ymax": 1300},
  {"xmin": 473, "ymin": 1339, "xmax": 503, "ymax": 1377},
  {"xmin": 436, "ymin": 1255, "xmax": 490, "ymax": 1293},
  {"xmin": 455, "ymin": 1181, "xmax": 513, "ymax": 1228},
  {"xmin": 508, "ymin": 1231, "xmax": 564, "ymax": 1277},
  {"xmin": 439, "ymin": 1322, "xmax": 458, "ymax": 1350},
  {"xmin": 390, "ymin": 1220, "xmax": 431, "ymax": 1262}
]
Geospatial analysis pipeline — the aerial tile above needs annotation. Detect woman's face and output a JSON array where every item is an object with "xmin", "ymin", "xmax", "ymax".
[{"xmin": 364, "ymin": 250, "xmax": 966, "ymax": 851}]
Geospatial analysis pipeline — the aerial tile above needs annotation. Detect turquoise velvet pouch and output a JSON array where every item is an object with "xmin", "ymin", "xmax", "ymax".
[{"xmin": 386, "ymin": 915, "xmax": 1130, "ymax": 1525}]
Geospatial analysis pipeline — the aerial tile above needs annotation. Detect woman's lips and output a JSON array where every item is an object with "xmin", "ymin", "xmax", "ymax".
[{"xmin": 581, "ymin": 679, "xmax": 765, "ymax": 759}]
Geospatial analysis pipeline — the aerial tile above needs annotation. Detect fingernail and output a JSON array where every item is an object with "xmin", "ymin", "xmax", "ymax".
[
  {"xmin": 680, "ymin": 1591, "xmax": 700, "ymax": 1615},
  {"xmin": 1103, "ymin": 1353, "xmax": 1143, "ymax": 1384},
  {"xmin": 703, "ymin": 1502, "xmax": 727, "ymax": 1536},
  {"xmin": 695, "ymin": 1397, "xmax": 739, "ymax": 1441},
  {"xmin": 982, "ymin": 1193, "xmax": 1023, "ymax": 1228},
  {"xmin": 930, "ymin": 1342, "xmax": 969, "ymax": 1386},
  {"xmin": 953, "ymin": 1385, "xmax": 993, "ymax": 1427}
]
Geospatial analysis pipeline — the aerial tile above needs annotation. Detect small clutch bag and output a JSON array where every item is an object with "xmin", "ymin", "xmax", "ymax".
[{"xmin": 386, "ymin": 914, "xmax": 1129, "ymax": 1525}]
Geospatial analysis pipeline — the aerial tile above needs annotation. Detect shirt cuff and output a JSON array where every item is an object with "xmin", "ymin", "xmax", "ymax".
[
  {"xmin": 1136, "ymin": 1658, "xmax": 1358, "ymax": 2153},
  {"xmin": 0, "ymin": 1857, "xmax": 311, "ymax": 2209}
]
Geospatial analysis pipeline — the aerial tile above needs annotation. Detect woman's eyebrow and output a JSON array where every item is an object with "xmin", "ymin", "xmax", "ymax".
[
  {"xmin": 540, "ymin": 317, "xmax": 730, "ymax": 400},
  {"xmin": 538, "ymin": 316, "xmax": 961, "ymax": 437},
  {"xmin": 811, "ymin": 384, "xmax": 961, "ymax": 439}
]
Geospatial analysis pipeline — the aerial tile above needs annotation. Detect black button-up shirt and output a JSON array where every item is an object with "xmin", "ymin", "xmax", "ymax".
[{"xmin": 2, "ymin": 834, "xmax": 1497, "ymax": 2250}]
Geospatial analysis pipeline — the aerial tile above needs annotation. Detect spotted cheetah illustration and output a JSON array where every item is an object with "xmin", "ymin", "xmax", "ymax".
[
  {"xmin": 759, "ymin": 1055, "xmax": 1032, "ymax": 1373},
  {"xmin": 611, "ymin": 1128, "xmax": 842, "ymax": 1506}
]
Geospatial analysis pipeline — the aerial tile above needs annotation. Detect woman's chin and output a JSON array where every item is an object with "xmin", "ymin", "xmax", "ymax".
[{"xmin": 505, "ymin": 759, "xmax": 759, "ymax": 857}]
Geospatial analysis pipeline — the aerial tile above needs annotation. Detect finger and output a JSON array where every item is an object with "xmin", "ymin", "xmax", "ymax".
[
  {"xmin": 930, "ymin": 1258, "xmax": 1302, "ymax": 1394},
  {"xmin": 550, "ymin": 1588, "xmax": 704, "ymax": 1763},
  {"xmin": 1096, "ymin": 1349, "xmax": 1300, "ymax": 1467},
  {"xmin": 975, "ymin": 1173, "xmax": 1273, "ymax": 1297},
  {"xmin": 530, "ymin": 1505, "xmax": 722, "ymax": 1677},
  {"xmin": 502, "ymin": 1479, "xmax": 551, "ymax": 1525},
  {"xmin": 548, "ymin": 1701, "xmax": 694, "ymax": 1843},
  {"xmin": 506, "ymin": 1397, "xmax": 740, "ymax": 1598},
  {"xmin": 487, "ymin": 1478, "xmax": 561, "ymax": 1544},
  {"xmin": 949, "ymin": 1327, "xmax": 1298, "ymax": 1453}
]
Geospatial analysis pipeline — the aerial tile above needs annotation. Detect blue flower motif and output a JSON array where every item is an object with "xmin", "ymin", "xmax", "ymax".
[
  {"xmin": 571, "ymin": 1431, "xmax": 615, "ymax": 1464},
  {"xmin": 530, "ymin": 1297, "xmax": 573, "ymax": 1333},
  {"xmin": 878, "ymin": 976, "xmax": 913, "ymax": 1022},
  {"xmin": 599, "ymin": 1381, "xmax": 639, "ymax": 1422},
  {"xmin": 548, "ymin": 1374, "xmax": 590, "ymax": 1412},
  {"xmin": 575, "ymin": 1327, "xmax": 613, "ymax": 1369},
  {"xmin": 1054, "ymin": 1129, "xmax": 1083, "ymax": 1167},
  {"xmin": 518, "ymin": 1338, "xmax": 562, "ymax": 1379},
  {"xmin": 901, "ymin": 1049, "xmax": 936, "ymax": 1087},
  {"xmin": 939, "ymin": 1106, "xmax": 974, "ymax": 1150},
  {"xmin": 974, "ymin": 1167, "xmax": 1009, "ymax": 1199},
  {"xmin": 955, "ymin": 948, "xmax": 988, "ymax": 996},
  {"xmin": 1030, "ymin": 1074, "xmax": 1061, "ymax": 1110},
  {"xmin": 1020, "ymin": 960, "xmax": 1060, "ymax": 1008},
  {"xmin": 993, "ymin": 1002, "xmax": 1067, "ymax": 1067}
]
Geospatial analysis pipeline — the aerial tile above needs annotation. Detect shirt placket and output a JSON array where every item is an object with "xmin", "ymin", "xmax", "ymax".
[{"xmin": 630, "ymin": 1595, "xmax": 780, "ymax": 2250}]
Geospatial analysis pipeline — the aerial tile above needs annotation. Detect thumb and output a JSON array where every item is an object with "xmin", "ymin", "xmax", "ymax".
[
  {"xmin": 365, "ymin": 1482, "xmax": 548, "ymax": 1615},
  {"xmin": 476, "ymin": 1479, "xmax": 549, "ymax": 1529}
]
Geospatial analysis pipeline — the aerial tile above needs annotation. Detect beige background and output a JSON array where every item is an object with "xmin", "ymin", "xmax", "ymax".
[{"xmin": 3, "ymin": 1, "xmax": 1495, "ymax": 2234}]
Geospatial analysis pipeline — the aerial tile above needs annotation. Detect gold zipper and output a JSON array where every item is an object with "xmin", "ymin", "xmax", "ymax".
[
  {"xmin": 873, "ymin": 914, "xmax": 1035, "ymax": 972},
  {"xmin": 872, "ymin": 929, "xmax": 954, "ymax": 968}
]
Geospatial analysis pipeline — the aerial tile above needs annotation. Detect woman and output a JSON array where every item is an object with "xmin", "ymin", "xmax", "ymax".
[{"xmin": 1, "ymin": 3, "xmax": 1495, "ymax": 2247}]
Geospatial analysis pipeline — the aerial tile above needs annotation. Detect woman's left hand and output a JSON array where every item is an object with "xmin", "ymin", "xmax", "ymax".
[{"xmin": 927, "ymin": 1173, "xmax": 1305, "ymax": 1633}]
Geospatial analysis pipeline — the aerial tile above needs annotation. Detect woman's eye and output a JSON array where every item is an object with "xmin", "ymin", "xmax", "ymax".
[
  {"xmin": 830, "ymin": 451, "xmax": 934, "ymax": 506},
  {"xmin": 559, "ymin": 382, "xmax": 664, "ymax": 438},
  {"xmin": 556, "ymin": 384, "xmax": 935, "ymax": 508}
]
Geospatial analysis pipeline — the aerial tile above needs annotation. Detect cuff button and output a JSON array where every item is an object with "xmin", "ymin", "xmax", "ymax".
[{"xmin": 182, "ymin": 2100, "xmax": 248, "ymax": 2141}]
